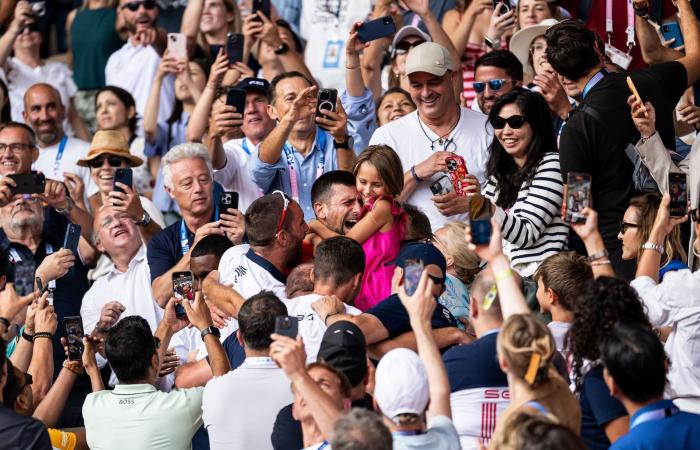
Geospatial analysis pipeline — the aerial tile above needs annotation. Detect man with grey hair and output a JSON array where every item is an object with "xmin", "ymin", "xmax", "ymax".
[
  {"xmin": 148, "ymin": 143, "xmax": 244, "ymax": 306},
  {"xmin": 330, "ymin": 408, "xmax": 392, "ymax": 450}
]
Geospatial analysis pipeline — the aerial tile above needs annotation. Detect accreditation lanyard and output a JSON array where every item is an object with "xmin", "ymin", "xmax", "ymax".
[
  {"xmin": 606, "ymin": 0, "xmax": 635, "ymax": 51},
  {"xmin": 53, "ymin": 136, "xmax": 69, "ymax": 179},
  {"xmin": 241, "ymin": 138, "xmax": 252, "ymax": 156},
  {"xmin": 582, "ymin": 69, "xmax": 608, "ymax": 99},
  {"xmin": 282, "ymin": 130, "xmax": 326, "ymax": 204},
  {"xmin": 631, "ymin": 404, "xmax": 679, "ymax": 429},
  {"xmin": 9, "ymin": 243, "xmax": 56, "ymax": 290}
]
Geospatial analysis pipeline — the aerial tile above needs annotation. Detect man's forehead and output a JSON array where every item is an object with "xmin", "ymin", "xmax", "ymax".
[
  {"xmin": 474, "ymin": 65, "xmax": 510, "ymax": 80},
  {"xmin": 408, "ymin": 72, "xmax": 446, "ymax": 84},
  {"xmin": 330, "ymin": 184, "xmax": 359, "ymax": 201},
  {"xmin": 276, "ymin": 76, "xmax": 310, "ymax": 94},
  {"xmin": 309, "ymin": 366, "xmax": 338, "ymax": 384},
  {"xmin": 0, "ymin": 127, "xmax": 32, "ymax": 144}
]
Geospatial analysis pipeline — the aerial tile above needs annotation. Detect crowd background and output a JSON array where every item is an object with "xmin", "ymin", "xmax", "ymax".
[{"xmin": 0, "ymin": 0, "xmax": 700, "ymax": 449}]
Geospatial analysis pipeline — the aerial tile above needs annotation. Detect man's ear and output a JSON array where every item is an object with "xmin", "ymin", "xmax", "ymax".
[
  {"xmin": 309, "ymin": 267, "xmax": 316, "ymax": 284},
  {"xmin": 546, "ymin": 287, "xmax": 558, "ymax": 306},
  {"xmin": 314, "ymin": 202, "xmax": 326, "ymax": 221},
  {"xmin": 342, "ymin": 398, "xmax": 352, "ymax": 412},
  {"xmin": 352, "ymin": 272, "xmax": 362, "ymax": 288},
  {"xmin": 15, "ymin": 389, "xmax": 32, "ymax": 412},
  {"xmin": 267, "ymin": 103, "xmax": 280, "ymax": 121},
  {"xmin": 151, "ymin": 352, "xmax": 159, "ymax": 372},
  {"xmin": 236, "ymin": 329, "xmax": 244, "ymax": 348},
  {"xmin": 165, "ymin": 184, "xmax": 175, "ymax": 200},
  {"xmin": 603, "ymin": 367, "xmax": 620, "ymax": 398},
  {"xmin": 470, "ymin": 296, "xmax": 479, "ymax": 320}
]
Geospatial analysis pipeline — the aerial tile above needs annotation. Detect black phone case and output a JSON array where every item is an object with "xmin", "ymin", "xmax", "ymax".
[
  {"xmin": 63, "ymin": 223, "xmax": 81, "ymax": 254},
  {"xmin": 9, "ymin": 172, "xmax": 45, "ymax": 195},
  {"xmin": 226, "ymin": 33, "xmax": 244, "ymax": 65},
  {"xmin": 252, "ymin": 0, "xmax": 271, "ymax": 19},
  {"xmin": 316, "ymin": 88, "xmax": 338, "ymax": 120},
  {"xmin": 226, "ymin": 88, "xmax": 246, "ymax": 113},
  {"xmin": 64, "ymin": 316, "xmax": 84, "ymax": 361},
  {"xmin": 113, "ymin": 168, "xmax": 133, "ymax": 194},
  {"xmin": 357, "ymin": 16, "xmax": 396, "ymax": 43},
  {"xmin": 275, "ymin": 316, "xmax": 298, "ymax": 339},
  {"xmin": 219, "ymin": 191, "xmax": 239, "ymax": 214}
]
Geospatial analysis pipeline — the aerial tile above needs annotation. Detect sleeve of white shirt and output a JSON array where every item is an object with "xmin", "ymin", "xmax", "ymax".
[
  {"xmin": 630, "ymin": 274, "xmax": 680, "ymax": 327},
  {"xmin": 80, "ymin": 289, "xmax": 101, "ymax": 336},
  {"xmin": 212, "ymin": 147, "xmax": 240, "ymax": 189}
]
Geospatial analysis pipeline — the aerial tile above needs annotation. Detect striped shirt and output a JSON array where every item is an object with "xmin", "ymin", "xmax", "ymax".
[{"xmin": 484, "ymin": 152, "xmax": 569, "ymax": 276}]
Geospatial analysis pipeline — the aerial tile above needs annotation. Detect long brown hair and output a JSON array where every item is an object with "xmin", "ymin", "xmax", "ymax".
[
  {"xmin": 352, "ymin": 145, "xmax": 404, "ymax": 197},
  {"xmin": 629, "ymin": 192, "xmax": 687, "ymax": 266}
]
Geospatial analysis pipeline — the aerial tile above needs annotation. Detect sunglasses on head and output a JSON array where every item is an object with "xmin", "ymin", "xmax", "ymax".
[
  {"xmin": 273, "ymin": 190, "xmax": 290, "ymax": 237},
  {"xmin": 121, "ymin": 0, "xmax": 157, "ymax": 11},
  {"xmin": 394, "ymin": 40, "xmax": 425, "ymax": 55},
  {"xmin": 87, "ymin": 155, "xmax": 125, "ymax": 168},
  {"xmin": 472, "ymin": 79, "xmax": 513, "ymax": 94},
  {"xmin": 491, "ymin": 115, "xmax": 527, "ymax": 130}
]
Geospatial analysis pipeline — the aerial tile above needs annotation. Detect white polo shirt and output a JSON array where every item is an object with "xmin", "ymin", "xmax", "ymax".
[
  {"xmin": 105, "ymin": 39, "xmax": 174, "ymax": 128},
  {"xmin": 283, "ymin": 293, "xmax": 361, "ymax": 363},
  {"xmin": 203, "ymin": 357, "xmax": 293, "ymax": 450},
  {"xmin": 369, "ymin": 108, "xmax": 492, "ymax": 230},
  {"xmin": 83, "ymin": 383, "xmax": 203, "ymax": 450},
  {"xmin": 212, "ymin": 137, "xmax": 263, "ymax": 213}
]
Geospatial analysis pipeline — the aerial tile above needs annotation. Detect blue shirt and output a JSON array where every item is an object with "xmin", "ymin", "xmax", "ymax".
[
  {"xmin": 366, "ymin": 293, "xmax": 459, "ymax": 340},
  {"xmin": 443, "ymin": 331, "xmax": 507, "ymax": 393},
  {"xmin": 580, "ymin": 365, "xmax": 629, "ymax": 450},
  {"xmin": 340, "ymin": 87, "xmax": 376, "ymax": 154},
  {"xmin": 611, "ymin": 399, "xmax": 700, "ymax": 450},
  {"xmin": 248, "ymin": 127, "xmax": 336, "ymax": 221}
]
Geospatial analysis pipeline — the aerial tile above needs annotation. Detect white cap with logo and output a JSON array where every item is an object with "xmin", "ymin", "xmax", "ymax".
[
  {"xmin": 404, "ymin": 42, "xmax": 455, "ymax": 77},
  {"xmin": 374, "ymin": 348, "xmax": 430, "ymax": 423}
]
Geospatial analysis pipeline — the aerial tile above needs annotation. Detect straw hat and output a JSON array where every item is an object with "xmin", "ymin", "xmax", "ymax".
[
  {"xmin": 77, "ymin": 130, "xmax": 143, "ymax": 167},
  {"xmin": 510, "ymin": 19, "xmax": 560, "ymax": 77}
]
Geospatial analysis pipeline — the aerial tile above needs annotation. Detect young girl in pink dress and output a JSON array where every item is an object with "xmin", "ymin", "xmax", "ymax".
[{"xmin": 309, "ymin": 145, "xmax": 406, "ymax": 311}]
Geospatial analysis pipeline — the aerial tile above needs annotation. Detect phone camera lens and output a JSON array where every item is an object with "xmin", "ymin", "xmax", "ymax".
[
  {"xmin": 320, "ymin": 91, "xmax": 330, "ymax": 100},
  {"xmin": 662, "ymin": 25, "xmax": 669, "ymax": 32},
  {"xmin": 383, "ymin": 17, "xmax": 391, "ymax": 24}
]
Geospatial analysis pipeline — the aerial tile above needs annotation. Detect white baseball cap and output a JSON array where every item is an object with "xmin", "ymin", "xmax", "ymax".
[
  {"xmin": 374, "ymin": 348, "xmax": 429, "ymax": 422},
  {"xmin": 405, "ymin": 41, "xmax": 454, "ymax": 77}
]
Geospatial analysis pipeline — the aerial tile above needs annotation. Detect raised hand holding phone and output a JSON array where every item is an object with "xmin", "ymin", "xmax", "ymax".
[{"xmin": 626, "ymin": 76, "xmax": 648, "ymax": 118}]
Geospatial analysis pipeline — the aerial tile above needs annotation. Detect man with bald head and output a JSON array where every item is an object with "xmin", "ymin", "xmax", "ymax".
[{"xmin": 23, "ymin": 83, "xmax": 94, "ymax": 204}]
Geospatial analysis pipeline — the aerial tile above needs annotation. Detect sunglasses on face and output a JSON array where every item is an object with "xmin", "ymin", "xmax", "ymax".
[
  {"xmin": 87, "ymin": 155, "xmax": 125, "ymax": 168},
  {"xmin": 619, "ymin": 221, "xmax": 639, "ymax": 234},
  {"xmin": 472, "ymin": 79, "xmax": 513, "ymax": 94},
  {"xmin": 273, "ymin": 190, "xmax": 291, "ymax": 237},
  {"xmin": 491, "ymin": 115, "xmax": 527, "ymax": 130},
  {"xmin": 121, "ymin": 0, "xmax": 157, "ymax": 11},
  {"xmin": 394, "ymin": 40, "xmax": 425, "ymax": 55},
  {"xmin": 20, "ymin": 22, "xmax": 40, "ymax": 33}
]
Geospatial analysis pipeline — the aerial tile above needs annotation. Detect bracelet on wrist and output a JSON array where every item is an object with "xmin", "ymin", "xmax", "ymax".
[
  {"xmin": 345, "ymin": 65, "xmax": 360, "ymax": 70},
  {"xmin": 642, "ymin": 242, "xmax": 664, "ymax": 254},
  {"xmin": 324, "ymin": 312, "xmax": 340, "ymax": 325},
  {"xmin": 22, "ymin": 330, "xmax": 34, "ymax": 343},
  {"xmin": 494, "ymin": 268, "xmax": 513, "ymax": 283},
  {"xmin": 590, "ymin": 259, "xmax": 612, "ymax": 267},
  {"xmin": 62, "ymin": 361, "xmax": 84, "ymax": 375},
  {"xmin": 586, "ymin": 249, "xmax": 609, "ymax": 262},
  {"xmin": 411, "ymin": 165, "xmax": 424, "ymax": 182},
  {"xmin": 33, "ymin": 332, "xmax": 54, "ymax": 341},
  {"xmin": 640, "ymin": 131, "xmax": 656, "ymax": 143}
]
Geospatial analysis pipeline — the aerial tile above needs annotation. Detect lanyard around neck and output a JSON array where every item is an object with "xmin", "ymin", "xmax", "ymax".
[
  {"xmin": 582, "ymin": 69, "xmax": 608, "ymax": 99},
  {"xmin": 631, "ymin": 404, "xmax": 679, "ymax": 429},
  {"xmin": 282, "ymin": 130, "xmax": 326, "ymax": 204},
  {"xmin": 53, "ymin": 135, "xmax": 69, "ymax": 178}
]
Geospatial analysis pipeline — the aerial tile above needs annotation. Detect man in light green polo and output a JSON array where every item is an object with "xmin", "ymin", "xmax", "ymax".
[{"xmin": 82, "ymin": 294, "xmax": 230, "ymax": 450}]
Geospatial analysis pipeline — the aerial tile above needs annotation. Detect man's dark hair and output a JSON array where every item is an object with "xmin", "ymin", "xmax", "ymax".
[
  {"xmin": 599, "ymin": 322, "xmax": 667, "ymax": 403},
  {"xmin": 311, "ymin": 170, "xmax": 356, "ymax": 205},
  {"xmin": 0, "ymin": 338, "xmax": 6, "ymax": 378},
  {"xmin": 474, "ymin": 50, "xmax": 524, "ymax": 82},
  {"xmin": 105, "ymin": 316, "xmax": 157, "ymax": 383},
  {"xmin": 238, "ymin": 291, "xmax": 288, "ymax": 351},
  {"xmin": 269, "ymin": 71, "xmax": 315, "ymax": 104},
  {"xmin": 0, "ymin": 121, "xmax": 37, "ymax": 146},
  {"xmin": 545, "ymin": 20, "xmax": 601, "ymax": 81},
  {"xmin": 314, "ymin": 237, "xmax": 365, "ymax": 286},
  {"xmin": 245, "ymin": 193, "xmax": 290, "ymax": 246},
  {"xmin": 402, "ymin": 203, "xmax": 432, "ymax": 243},
  {"xmin": 191, "ymin": 234, "xmax": 233, "ymax": 259}
]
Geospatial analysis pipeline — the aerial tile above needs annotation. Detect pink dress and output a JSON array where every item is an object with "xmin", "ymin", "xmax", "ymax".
[{"xmin": 354, "ymin": 196, "xmax": 407, "ymax": 312}]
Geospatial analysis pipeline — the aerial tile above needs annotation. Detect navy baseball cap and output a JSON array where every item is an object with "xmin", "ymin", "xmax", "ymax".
[
  {"xmin": 394, "ymin": 242, "xmax": 447, "ymax": 285},
  {"xmin": 318, "ymin": 320, "xmax": 367, "ymax": 387},
  {"xmin": 235, "ymin": 77, "xmax": 270, "ymax": 95}
]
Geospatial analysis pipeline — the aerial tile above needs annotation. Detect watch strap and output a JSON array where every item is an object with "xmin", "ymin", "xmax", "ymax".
[
  {"xmin": 642, "ymin": 242, "xmax": 664, "ymax": 254},
  {"xmin": 133, "ymin": 210, "xmax": 151, "ymax": 226},
  {"xmin": 201, "ymin": 326, "xmax": 221, "ymax": 341}
]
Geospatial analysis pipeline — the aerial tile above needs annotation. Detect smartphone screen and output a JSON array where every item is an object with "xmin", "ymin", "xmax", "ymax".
[
  {"xmin": 63, "ymin": 223, "xmax": 81, "ymax": 254},
  {"xmin": 14, "ymin": 261, "xmax": 36, "ymax": 296},
  {"xmin": 565, "ymin": 172, "xmax": 592, "ymax": 224},
  {"xmin": 172, "ymin": 271, "xmax": 194, "ymax": 318},
  {"xmin": 668, "ymin": 173, "xmax": 688, "ymax": 217},
  {"xmin": 471, "ymin": 218, "xmax": 493, "ymax": 245},
  {"xmin": 430, "ymin": 175, "xmax": 453, "ymax": 196},
  {"xmin": 64, "ymin": 316, "xmax": 84, "ymax": 361},
  {"xmin": 275, "ymin": 315, "xmax": 298, "ymax": 338},
  {"xmin": 403, "ymin": 259, "xmax": 424, "ymax": 296},
  {"xmin": 113, "ymin": 168, "xmax": 133, "ymax": 194}
]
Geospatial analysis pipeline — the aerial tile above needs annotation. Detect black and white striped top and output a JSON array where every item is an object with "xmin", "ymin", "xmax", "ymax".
[{"xmin": 484, "ymin": 152, "xmax": 569, "ymax": 275}]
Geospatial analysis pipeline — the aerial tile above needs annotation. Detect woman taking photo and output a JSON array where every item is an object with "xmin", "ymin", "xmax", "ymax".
[{"xmin": 470, "ymin": 88, "xmax": 567, "ymax": 291}]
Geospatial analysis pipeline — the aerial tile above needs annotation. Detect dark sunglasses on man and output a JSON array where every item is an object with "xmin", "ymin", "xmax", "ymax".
[
  {"xmin": 472, "ymin": 79, "xmax": 514, "ymax": 94},
  {"xmin": 121, "ymin": 0, "xmax": 157, "ymax": 12},
  {"xmin": 491, "ymin": 115, "xmax": 527, "ymax": 130}
]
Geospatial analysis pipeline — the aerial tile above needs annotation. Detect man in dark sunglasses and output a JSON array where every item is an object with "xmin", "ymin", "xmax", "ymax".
[{"xmin": 473, "ymin": 50, "xmax": 523, "ymax": 114}]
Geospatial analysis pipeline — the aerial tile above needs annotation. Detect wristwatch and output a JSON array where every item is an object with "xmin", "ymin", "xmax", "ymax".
[
  {"xmin": 200, "ymin": 326, "xmax": 221, "ymax": 341},
  {"xmin": 642, "ymin": 242, "xmax": 664, "ymax": 254},
  {"xmin": 133, "ymin": 210, "xmax": 151, "ymax": 227},
  {"xmin": 274, "ymin": 42, "xmax": 290, "ymax": 55},
  {"xmin": 55, "ymin": 197, "xmax": 73, "ymax": 215},
  {"xmin": 333, "ymin": 135, "xmax": 353, "ymax": 149}
]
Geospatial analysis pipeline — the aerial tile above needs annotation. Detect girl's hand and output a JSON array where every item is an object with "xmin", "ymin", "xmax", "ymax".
[
  {"xmin": 207, "ymin": 49, "xmax": 229, "ymax": 90},
  {"xmin": 486, "ymin": 3, "xmax": 516, "ymax": 43},
  {"xmin": 157, "ymin": 50, "xmax": 179, "ymax": 80},
  {"xmin": 627, "ymin": 96, "xmax": 656, "ymax": 138}
]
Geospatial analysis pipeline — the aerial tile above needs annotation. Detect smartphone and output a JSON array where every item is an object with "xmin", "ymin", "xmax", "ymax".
[
  {"xmin": 226, "ymin": 88, "xmax": 247, "ymax": 114},
  {"xmin": 316, "ymin": 88, "xmax": 338, "ymax": 121},
  {"xmin": 63, "ymin": 223, "xmax": 81, "ymax": 254},
  {"xmin": 445, "ymin": 155, "xmax": 470, "ymax": 196},
  {"xmin": 660, "ymin": 22, "xmax": 684, "ymax": 49},
  {"xmin": 252, "ymin": 0, "xmax": 271, "ymax": 20},
  {"xmin": 403, "ymin": 259, "xmax": 424, "ymax": 296},
  {"xmin": 218, "ymin": 191, "xmax": 239, "ymax": 215},
  {"xmin": 36, "ymin": 276, "xmax": 48, "ymax": 294},
  {"xmin": 64, "ymin": 316, "xmax": 84, "ymax": 361},
  {"xmin": 113, "ymin": 168, "xmax": 132, "ymax": 194},
  {"xmin": 357, "ymin": 16, "xmax": 397, "ymax": 43},
  {"xmin": 493, "ymin": 0, "xmax": 510, "ymax": 16},
  {"xmin": 167, "ymin": 33, "xmax": 188, "ymax": 59},
  {"xmin": 471, "ymin": 218, "xmax": 493, "ymax": 245},
  {"xmin": 9, "ymin": 172, "xmax": 45, "ymax": 195},
  {"xmin": 275, "ymin": 315, "xmax": 298, "ymax": 338},
  {"xmin": 172, "ymin": 271, "xmax": 194, "ymax": 318},
  {"xmin": 430, "ymin": 175, "xmax": 453, "ymax": 196},
  {"xmin": 626, "ymin": 76, "xmax": 643, "ymax": 106},
  {"xmin": 13, "ymin": 260, "xmax": 35, "ymax": 296},
  {"xmin": 564, "ymin": 172, "xmax": 592, "ymax": 224},
  {"xmin": 668, "ymin": 173, "xmax": 688, "ymax": 217},
  {"xmin": 226, "ymin": 33, "xmax": 244, "ymax": 65}
]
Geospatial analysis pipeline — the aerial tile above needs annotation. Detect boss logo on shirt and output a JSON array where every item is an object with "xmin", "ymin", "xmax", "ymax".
[{"xmin": 119, "ymin": 399, "xmax": 135, "ymax": 405}]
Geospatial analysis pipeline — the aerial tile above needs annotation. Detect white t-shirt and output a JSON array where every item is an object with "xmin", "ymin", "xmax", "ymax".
[
  {"xmin": 203, "ymin": 357, "xmax": 294, "ymax": 450},
  {"xmin": 105, "ymin": 39, "xmax": 175, "ymax": 129},
  {"xmin": 299, "ymin": 0, "xmax": 372, "ymax": 89},
  {"xmin": 369, "ymin": 108, "xmax": 492, "ymax": 230},
  {"xmin": 213, "ymin": 137, "xmax": 262, "ymax": 213},
  {"xmin": 548, "ymin": 321, "xmax": 570, "ymax": 355},
  {"xmin": 32, "ymin": 136, "xmax": 97, "ymax": 200},
  {"xmin": 282, "ymin": 293, "xmax": 361, "ymax": 363}
]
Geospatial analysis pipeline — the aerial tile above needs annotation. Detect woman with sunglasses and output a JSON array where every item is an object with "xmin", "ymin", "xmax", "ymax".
[
  {"xmin": 618, "ymin": 193, "xmax": 687, "ymax": 280},
  {"xmin": 470, "ymin": 88, "xmax": 567, "ymax": 296}
]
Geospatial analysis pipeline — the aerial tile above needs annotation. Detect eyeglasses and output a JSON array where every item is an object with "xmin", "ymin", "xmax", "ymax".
[
  {"xmin": 273, "ymin": 190, "xmax": 290, "ymax": 237},
  {"xmin": 394, "ymin": 40, "xmax": 425, "ymax": 55},
  {"xmin": 121, "ymin": 0, "xmax": 157, "ymax": 11},
  {"xmin": 491, "ymin": 115, "xmax": 527, "ymax": 130},
  {"xmin": 20, "ymin": 23, "xmax": 39, "ymax": 34},
  {"xmin": 0, "ymin": 142, "xmax": 34, "ymax": 154},
  {"xmin": 619, "ymin": 221, "xmax": 639, "ymax": 234},
  {"xmin": 86, "ymin": 155, "xmax": 125, "ymax": 168},
  {"xmin": 529, "ymin": 43, "xmax": 547, "ymax": 54},
  {"xmin": 472, "ymin": 79, "xmax": 514, "ymax": 94}
]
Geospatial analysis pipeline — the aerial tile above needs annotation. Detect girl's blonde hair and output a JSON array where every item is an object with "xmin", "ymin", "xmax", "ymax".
[
  {"xmin": 497, "ymin": 314, "xmax": 555, "ymax": 387},
  {"xmin": 441, "ymin": 221, "xmax": 480, "ymax": 284},
  {"xmin": 352, "ymin": 145, "xmax": 404, "ymax": 197}
]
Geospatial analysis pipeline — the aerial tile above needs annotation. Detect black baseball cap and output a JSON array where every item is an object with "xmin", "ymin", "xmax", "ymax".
[
  {"xmin": 318, "ymin": 320, "xmax": 367, "ymax": 387},
  {"xmin": 393, "ymin": 242, "xmax": 447, "ymax": 285},
  {"xmin": 235, "ymin": 77, "xmax": 270, "ymax": 96}
]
